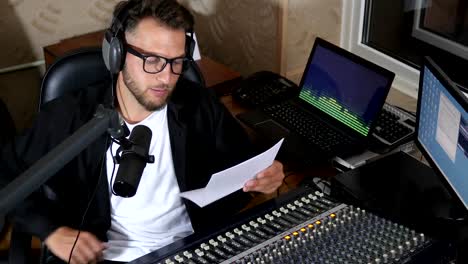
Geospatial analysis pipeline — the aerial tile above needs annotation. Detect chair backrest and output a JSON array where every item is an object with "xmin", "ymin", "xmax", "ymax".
[
  {"xmin": 39, "ymin": 47, "xmax": 206, "ymax": 109},
  {"xmin": 39, "ymin": 48, "xmax": 110, "ymax": 109}
]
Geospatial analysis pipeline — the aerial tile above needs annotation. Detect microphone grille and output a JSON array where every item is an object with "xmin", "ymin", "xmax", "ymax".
[{"xmin": 129, "ymin": 125, "xmax": 152, "ymax": 149}]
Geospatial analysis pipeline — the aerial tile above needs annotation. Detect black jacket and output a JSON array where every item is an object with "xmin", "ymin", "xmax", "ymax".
[{"xmin": 0, "ymin": 78, "xmax": 254, "ymax": 242}]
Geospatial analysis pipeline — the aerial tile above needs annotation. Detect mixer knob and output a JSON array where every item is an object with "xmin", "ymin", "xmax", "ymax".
[
  {"xmin": 277, "ymin": 251, "xmax": 283, "ymax": 260},
  {"xmin": 405, "ymin": 240, "xmax": 413, "ymax": 251},
  {"xmin": 397, "ymin": 245, "xmax": 404, "ymax": 255},
  {"xmin": 419, "ymin": 233, "xmax": 425, "ymax": 242},
  {"xmin": 382, "ymin": 253, "xmax": 389, "ymax": 263}
]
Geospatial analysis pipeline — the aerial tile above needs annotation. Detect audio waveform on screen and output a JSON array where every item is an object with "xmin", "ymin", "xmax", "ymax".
[{"xmin": 299, "ymin": 88, "xmax": 370, "ymax": 136}]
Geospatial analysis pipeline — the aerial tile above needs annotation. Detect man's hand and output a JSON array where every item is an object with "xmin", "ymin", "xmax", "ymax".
[
  {"xmin": 44, "ymin": 226, "xmax": 106, "ymax": 264},
  {"xmin": 243, "ymin": 160, "xmax": 284, "ymax": 194}
]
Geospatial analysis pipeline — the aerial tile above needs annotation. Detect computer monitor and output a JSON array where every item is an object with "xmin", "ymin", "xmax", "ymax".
[{"xmin": 416, "ymin": 56, "xmax": 468, "ymax": 211}]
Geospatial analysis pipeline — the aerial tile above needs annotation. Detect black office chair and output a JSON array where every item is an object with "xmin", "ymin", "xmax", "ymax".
[
  {"xmin": 8, "ymin": 46, "xmax": 205, "ymax": 264},
  {"xmin": 0, "ymin": 98, "xmax": 15, "ymax": 263},
  {"xmin": 39, "ymin": 48, "xmax": 111, "ymax": 109},
  {"xmin": 39, "ymin": 47, "xmax": 205, "ymax": 108}
]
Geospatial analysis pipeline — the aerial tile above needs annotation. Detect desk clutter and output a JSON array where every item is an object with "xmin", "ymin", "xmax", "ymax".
[{"xmin": 234, "ymin": 38, "xmax": 415, "ymax": 168}]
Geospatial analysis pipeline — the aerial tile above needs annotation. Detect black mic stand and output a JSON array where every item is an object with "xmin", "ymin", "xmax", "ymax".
[{"xmin": 0, "ymin": 104, "xmax": 124, "ymax": 215}]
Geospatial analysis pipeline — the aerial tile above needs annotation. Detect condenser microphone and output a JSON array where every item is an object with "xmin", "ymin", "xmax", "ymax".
[{"xmin": 113, "ymin": 125, "xmax": 154, "ymax": 197}]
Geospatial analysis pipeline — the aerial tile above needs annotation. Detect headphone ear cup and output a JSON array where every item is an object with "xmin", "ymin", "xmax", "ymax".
[
  {"xmin": 108, "ymin": 36, "xmax": 125, "ymax": 74},
  {"xmin": 102, "ymin": 30, "xmax": 113, "ymax": 71},
  {"xmin": 185, "ymin": 34, "xmax": 195, "ymax": 59}
]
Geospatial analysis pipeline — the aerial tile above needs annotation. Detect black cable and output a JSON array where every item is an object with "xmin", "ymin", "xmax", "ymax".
[
  {"xmin": 68, "ymin": 135, "xmax": 110, "ymax": 263},
  {"xmin": 109, "ymin": 140, "xmax": 120, "ymax": 196},
  {"xmin": 312, "ymin": 177, "xmax": 331, "ymax": 194}
]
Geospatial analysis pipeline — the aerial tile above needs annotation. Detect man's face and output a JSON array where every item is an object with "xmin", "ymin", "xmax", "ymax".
[{"xmin": 122, "ymin": 17, "xmax": 186, "ymax": 111}]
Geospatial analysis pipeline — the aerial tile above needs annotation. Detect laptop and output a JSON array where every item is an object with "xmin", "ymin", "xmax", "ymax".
[{"xmin": 237, "ymin": 37, "xmax": 395, "ymax": 164}]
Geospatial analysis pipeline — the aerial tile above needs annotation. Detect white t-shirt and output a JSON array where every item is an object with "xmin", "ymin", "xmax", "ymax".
[{"xmin": 103, "ymin": 107, "xmax": 194, "ymax": 262}]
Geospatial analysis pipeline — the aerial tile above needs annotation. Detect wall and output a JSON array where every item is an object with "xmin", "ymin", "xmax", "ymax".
[
  {"xmin": 0, "ymin": 0, "xmax": 343, "ymax": 132},
  {"xmin": 286, "ymin": 0, "xmax": 342, "ymax": 83},
  {"xmin": 181, "ymin": 0, "xmax": 280, "ymax": 76}
]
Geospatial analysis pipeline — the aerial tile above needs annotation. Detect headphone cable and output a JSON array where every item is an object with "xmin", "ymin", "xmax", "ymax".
[{"xmin": 67, "ymin": 135, "xmax": 110, "ymax": 263}]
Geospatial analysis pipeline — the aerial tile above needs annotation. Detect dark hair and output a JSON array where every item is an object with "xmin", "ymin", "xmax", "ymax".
[{"xmin": 113, "ymin": 0, "xmax": 194, "ymax": 33}]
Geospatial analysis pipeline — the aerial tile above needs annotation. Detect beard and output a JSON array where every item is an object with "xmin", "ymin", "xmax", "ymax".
[{"xmin": 122, "ymin": 65, "xmax": 174, "ymax": 111}]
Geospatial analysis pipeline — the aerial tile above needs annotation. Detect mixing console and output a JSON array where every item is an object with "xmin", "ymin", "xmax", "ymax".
[{"xmin": 133, "ymin": 190, "xmax": 450, "ymax": 264}]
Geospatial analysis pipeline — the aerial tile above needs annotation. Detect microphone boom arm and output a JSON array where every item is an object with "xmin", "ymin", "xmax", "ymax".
[{"xmin": 0, "ymin": 105, "xmax": 121, "ymax": 215}]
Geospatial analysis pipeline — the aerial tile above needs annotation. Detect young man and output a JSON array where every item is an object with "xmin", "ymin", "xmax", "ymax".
[{"xmin": 0, "ymin": 0, "xmax": 284, "ymax": 263}]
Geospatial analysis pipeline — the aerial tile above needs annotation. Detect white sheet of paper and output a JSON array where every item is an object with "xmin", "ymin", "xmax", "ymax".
[{"xmin": 179, "ymin": 139, "xmax": 284, "ymax": 207}]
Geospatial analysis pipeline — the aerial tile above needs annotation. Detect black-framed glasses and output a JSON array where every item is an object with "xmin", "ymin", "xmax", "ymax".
[{"xmin": 126, "ymin": 45, "xmax": 188, "ymax": 75}]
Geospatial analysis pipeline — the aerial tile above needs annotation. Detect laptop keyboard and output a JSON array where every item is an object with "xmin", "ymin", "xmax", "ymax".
[
  {"xmin": 372, "ymin": 105, "xmax": 414, "ymax": 145},
  {"xmin": 263, "ymin": 102, "xmax": 353, "ymax": 153}
]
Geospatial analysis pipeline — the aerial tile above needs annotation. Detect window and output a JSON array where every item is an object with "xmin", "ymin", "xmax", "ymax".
[{"xmin": 342, "ymin": 0, "xmax": 468, "ymax": 98}]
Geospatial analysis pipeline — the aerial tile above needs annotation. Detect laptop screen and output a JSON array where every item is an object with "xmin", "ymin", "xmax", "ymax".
[
  {"xmin": 298, "ymin": 38, "xmax": 395, "ymax": 136},
  {"xmin": 416, "ymin": 57, "xmax": 468, "ymax": 210}
]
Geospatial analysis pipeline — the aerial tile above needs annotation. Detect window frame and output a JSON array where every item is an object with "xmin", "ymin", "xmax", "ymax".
[{"xmin": 341, "ymin": 0, "xmax": 419, "ymax": 99}]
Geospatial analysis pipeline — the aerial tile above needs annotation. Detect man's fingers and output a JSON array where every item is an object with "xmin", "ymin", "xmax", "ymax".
[
  {"xmin": 45, "ymin": 227, "xmax": 105, "ymax": 264},
  {"xmin": 246, "ymin": 162, "xmax": 284, "ymax": 193},
  {"xmin": 75, "ymin": 233, "xmax": 106, "ymax": 263}
]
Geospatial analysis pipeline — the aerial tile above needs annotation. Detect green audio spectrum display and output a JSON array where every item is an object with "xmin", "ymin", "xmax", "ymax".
[{"xmin": 299, "ymin": 88, "xmax": 370, "ymax": 136}]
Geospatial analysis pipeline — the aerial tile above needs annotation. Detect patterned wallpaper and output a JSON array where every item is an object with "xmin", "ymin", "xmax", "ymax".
[
  {"xmin": 181, "ymin": 0, "xmax": 280, "ymax": 76},
  {"xmin": 1, "ymin": 0, "xmax": 118, "ymax": 68},
  {"xmin": 286, "ymin": 0, "xmax": 342, "ymax": 82}
]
